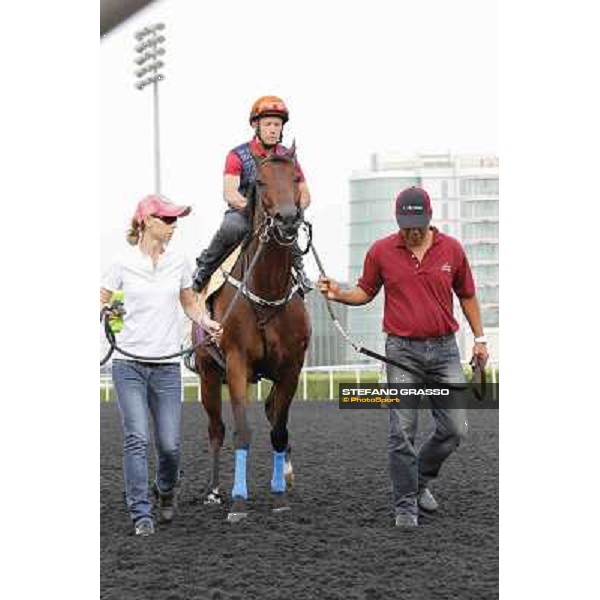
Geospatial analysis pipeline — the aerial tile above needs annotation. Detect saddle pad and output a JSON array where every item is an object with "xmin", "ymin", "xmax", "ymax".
[{"xmin": 199, "ymin": 244, "xmax": 243, "ymax": 306}]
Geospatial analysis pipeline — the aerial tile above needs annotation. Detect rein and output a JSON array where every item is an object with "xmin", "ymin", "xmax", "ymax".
[{"xmin": 99, "ymin": 309, "xmax": 206, "ymax": 366}]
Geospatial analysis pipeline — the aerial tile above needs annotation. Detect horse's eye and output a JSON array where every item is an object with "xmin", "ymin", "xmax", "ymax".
[{"xmin": 256, "ymin": 179, "xmax": 264, "ymax": 186}]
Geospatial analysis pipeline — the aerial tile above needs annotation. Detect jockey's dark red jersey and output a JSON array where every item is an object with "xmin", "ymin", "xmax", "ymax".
[{"xmin": 357, "ymin": 228, "xmax": 476, "ymax": 338}]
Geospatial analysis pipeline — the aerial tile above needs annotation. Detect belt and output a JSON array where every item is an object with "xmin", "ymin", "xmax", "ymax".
[{"xmin": 389, "ymin": 333, "xmax": 455, "ymax": 345}]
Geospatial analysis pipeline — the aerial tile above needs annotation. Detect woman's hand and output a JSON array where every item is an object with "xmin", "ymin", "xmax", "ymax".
[
  {"xmin": 200, "ymin": 313, "xmax": 223, "ymax": 344},
  {"xmin": 180, "ymin": 288, "xmax": 222, "ymax": 344}
]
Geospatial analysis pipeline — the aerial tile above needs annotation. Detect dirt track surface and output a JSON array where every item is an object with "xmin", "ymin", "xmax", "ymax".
[{"xmin": 101, "ymin": 401, "xmax": 498, "ymax": 600}]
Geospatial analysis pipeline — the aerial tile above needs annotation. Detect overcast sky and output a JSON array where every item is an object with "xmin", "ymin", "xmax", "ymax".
[{"xmin": 101, "ymin": 0, "xmax": 498, "ymax": 279}]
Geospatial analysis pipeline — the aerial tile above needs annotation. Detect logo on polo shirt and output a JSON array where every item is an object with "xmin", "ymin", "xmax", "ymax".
[{"xmin": 440, "ymin": 263, "xmax": 452, "ymax": 273}]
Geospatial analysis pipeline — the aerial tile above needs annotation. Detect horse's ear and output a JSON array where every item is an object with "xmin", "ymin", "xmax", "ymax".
[{"xmin": 288, "ymin": 139, "xmax": 296, "ymax": 159}]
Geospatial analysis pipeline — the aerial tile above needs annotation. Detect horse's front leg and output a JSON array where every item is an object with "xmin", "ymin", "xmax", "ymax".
[
  {"xmin": 199, "ymin": 356, "xmax": 225, "ymax": 505},
  {"xmin": 226, "ymin": 353, "xmax": 252, "ymax": 523},
  {"xmin": 267, "ymin": 368, "xmax": 300, "ymax": 513},
  {"xmin": 265, "ymin": 387, "xmax": 294, "ymax": 489}
]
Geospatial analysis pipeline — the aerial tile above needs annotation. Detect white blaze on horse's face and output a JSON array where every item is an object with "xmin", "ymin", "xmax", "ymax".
[{"xmin": 257, "ymin": 117, "xmax": 284, "ymax": 146}]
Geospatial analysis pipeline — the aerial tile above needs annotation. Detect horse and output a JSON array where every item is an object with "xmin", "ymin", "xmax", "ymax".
[{"xmin": 192, "ymin": 142, "xmax": 311, "ymax": 522}]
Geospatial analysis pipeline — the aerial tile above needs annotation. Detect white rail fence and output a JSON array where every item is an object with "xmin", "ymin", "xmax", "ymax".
[{"xmin": 100, "ymin": 361, "xmax": 499, "ymax": 402}]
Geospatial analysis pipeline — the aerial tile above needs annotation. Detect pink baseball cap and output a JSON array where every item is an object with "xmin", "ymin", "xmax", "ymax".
[{"xmin": 133, "ymin": 194, "xmax": 192, "ymax": 225}]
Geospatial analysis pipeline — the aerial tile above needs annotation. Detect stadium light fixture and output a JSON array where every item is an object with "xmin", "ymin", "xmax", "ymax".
[{"xmin": 133, "ymin": 23, "xmax": 166, "ymax": 193}]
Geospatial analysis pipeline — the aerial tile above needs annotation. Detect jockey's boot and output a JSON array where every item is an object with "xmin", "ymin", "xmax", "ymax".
[
  {"xmin": 192, "ymin": 208, "xmax": 250, "ymax": 293},
  {"xmin": 192, "ymin": 261, "xmax": 214, "ymax": 294},
  {"xmin": 192, "ymin": 237, "xmax": 239, "ymax": 293}
]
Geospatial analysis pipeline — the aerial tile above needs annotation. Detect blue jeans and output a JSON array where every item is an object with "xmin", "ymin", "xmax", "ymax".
[
  {"xmin": 111, "ymin": 359, "xmax": 182, "ymax": 522},
  {"xmin": 385, "ymin": 335, "xmax": 468, "ymax": 518}
]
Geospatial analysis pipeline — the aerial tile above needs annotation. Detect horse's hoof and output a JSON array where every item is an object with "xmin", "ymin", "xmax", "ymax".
[
  {"xmin": 226, "ymin": 510, "xmax": 249, "ymax": 523},
  {"xmin": 203, "ymin": 488, "xmax": 224, "ymax": 505},
  {"xmin": 285, "ymin": 462, "xmax": 294, "ymax": 488},
  {"xmin": 272, "ymin": 506, "xmax": 291, "ymax": 514},
  {"xmin": 227, "ymin": 497, "xmax": 249, "ymax": 522},
  {"xmin": 272, "ymin": 493, "xmax": 291, "ymax": 514}
]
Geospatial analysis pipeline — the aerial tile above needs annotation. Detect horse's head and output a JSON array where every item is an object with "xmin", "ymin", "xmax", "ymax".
[{"xmin": 254, "ymin": 141, "xmax": 302, "ymax": 240}]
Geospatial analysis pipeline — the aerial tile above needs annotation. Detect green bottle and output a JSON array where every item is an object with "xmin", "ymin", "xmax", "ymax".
[{"xmin": 108, "ymin": 290, "xmax": 125, "ymax": 334}]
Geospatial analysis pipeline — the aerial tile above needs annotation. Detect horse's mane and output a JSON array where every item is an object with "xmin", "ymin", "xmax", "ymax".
[{"xmin": 260, "ymin": 153, "xmax": 294, "ymax": 164}]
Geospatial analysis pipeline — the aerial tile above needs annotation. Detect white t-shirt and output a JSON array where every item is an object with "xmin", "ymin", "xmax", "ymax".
[{"xmin": 101, "ymin": 245, "xmax": 193, "ymax": 363}]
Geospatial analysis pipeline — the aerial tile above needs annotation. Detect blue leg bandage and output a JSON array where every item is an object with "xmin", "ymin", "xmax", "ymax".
[
  {"xmin": 232, "ymin": 448, "xmax": 248, "ymax": 499},
  {"xmin": 271, "ymin": 450, "xmax": 286, "ymax": 493}
]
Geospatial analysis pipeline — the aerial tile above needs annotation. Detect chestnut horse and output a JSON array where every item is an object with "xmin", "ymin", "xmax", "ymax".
[{"xmin": 193, "ymin": 144, "xmax": 311, "ymax": 522}]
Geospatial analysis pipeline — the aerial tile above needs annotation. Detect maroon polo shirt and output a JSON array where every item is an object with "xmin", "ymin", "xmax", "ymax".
[{"xmin": 356, "ymin": 228, "xmax": 476, "ymax": 338}]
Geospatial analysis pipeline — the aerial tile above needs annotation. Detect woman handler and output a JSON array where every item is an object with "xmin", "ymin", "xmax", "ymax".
[{"xmin": 101, "ymin": 194, "xmax": 221, "ymax": 536}]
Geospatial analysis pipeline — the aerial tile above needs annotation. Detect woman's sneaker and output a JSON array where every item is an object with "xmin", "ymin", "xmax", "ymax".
[
  {"xmin": 134, "ymin": 517, "xmax": 155, "ymax": 537},
  {"xmin": 394, "ymin": 511, "xmax": 418, "ymax": 528}
]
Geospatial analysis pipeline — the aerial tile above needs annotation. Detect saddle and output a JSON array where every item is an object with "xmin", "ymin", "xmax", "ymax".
[{"xmin": 202, "ymin": 244, "xmax": 243, "ymax": 306}]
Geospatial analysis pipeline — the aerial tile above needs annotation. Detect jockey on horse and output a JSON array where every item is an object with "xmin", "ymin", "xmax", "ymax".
[
  {"xmin": 191, "ymin": 101, "xmax": 312, "ymax": 520},
  {"xmin": 192, "ymin": 95, "xmax": 314, "ymax": 294}
]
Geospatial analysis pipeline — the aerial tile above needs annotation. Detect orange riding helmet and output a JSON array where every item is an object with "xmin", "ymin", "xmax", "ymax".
[{"xmin": 249, "ymin": 96, "xmax": 289, "ymax": 125}]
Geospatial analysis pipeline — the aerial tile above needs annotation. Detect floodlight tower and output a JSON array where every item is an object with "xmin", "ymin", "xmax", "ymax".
[{"xmin": 134, "ymin": 23, "xmax": 166, "ymax": 193}]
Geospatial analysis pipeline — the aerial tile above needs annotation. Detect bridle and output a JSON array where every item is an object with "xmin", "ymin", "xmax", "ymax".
[
  {"xmin": 253, "ymin": 152, "xmax": 304, "ymax": 247},
  {"xmin": 217, "ymin": 153, "xmax": 308, "ymax": 319}
]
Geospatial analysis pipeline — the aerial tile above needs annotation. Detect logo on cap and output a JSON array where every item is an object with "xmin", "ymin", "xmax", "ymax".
[
  {"xmin": 400, "ymin": 203, "xmax": 425, "ymax": 214},
  {"xmin": 395, "ymin": 186, "xmax": 432, "ymax": 229}
]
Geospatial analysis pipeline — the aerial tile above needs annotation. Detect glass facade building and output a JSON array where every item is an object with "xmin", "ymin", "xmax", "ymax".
[{"xmin": 304, "ymin": 289, "xmax": 349, "ymax": 366}]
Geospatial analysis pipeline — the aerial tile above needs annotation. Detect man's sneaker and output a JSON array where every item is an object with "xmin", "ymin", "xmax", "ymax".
[
  {"xmin": 134, "ymin": 517, "xmax": 155, "ymax": 537},
  {"xmin": 394, "ymin": 511, "xmax": 418, "ymax": 528},
  {"xmin": 418, "ymin": 488, "xmax": 439, "ymax": 513},
  {"xmin": 153, "ymin": 483, "xmax": 177, "ymax": 524}
]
